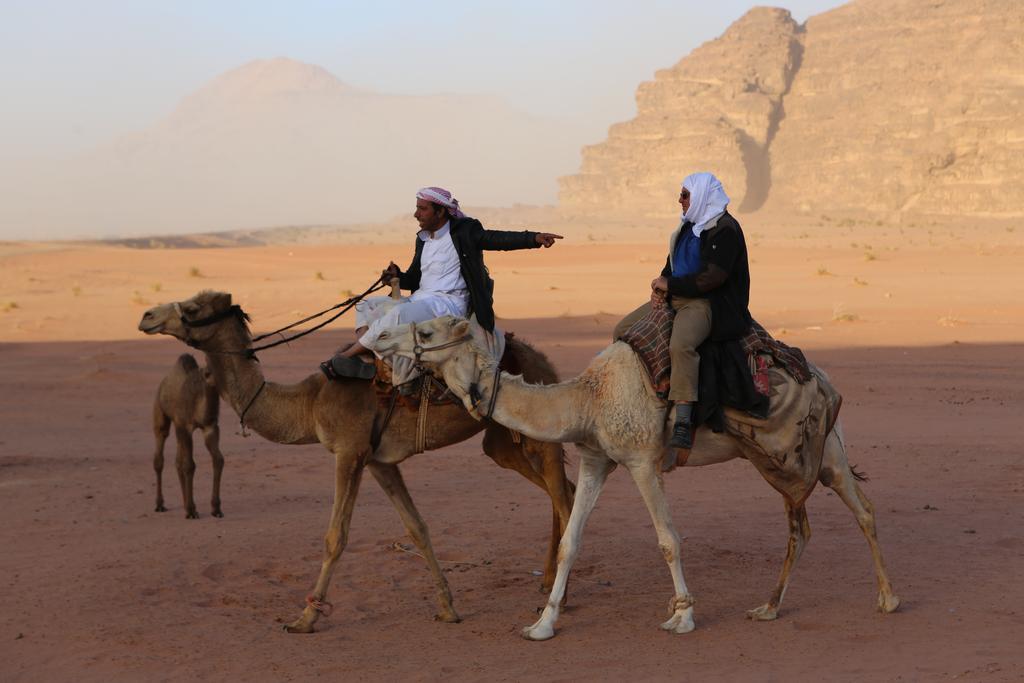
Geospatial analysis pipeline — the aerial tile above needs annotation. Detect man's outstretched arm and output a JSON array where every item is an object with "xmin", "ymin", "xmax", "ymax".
[{"xmin": 477, "ymin": 224, "xmax": 563, "ymax": 251}]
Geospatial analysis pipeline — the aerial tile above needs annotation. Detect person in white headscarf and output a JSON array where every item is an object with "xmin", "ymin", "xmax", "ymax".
[
  {"xmin": 612, "ymin": 172, "xmax": 753, "ymax": 458},
  {"xmin": 323, "ymin": 186, "xmax": 562, "ymax": 380}
]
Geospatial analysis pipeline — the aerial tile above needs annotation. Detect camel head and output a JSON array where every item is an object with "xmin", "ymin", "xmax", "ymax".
[
  {"xmin": 371, "ymin": 316, "xmax": 493, "ymax": 418},
  {"xmin": 138, "ymin": 290, "xmax": 250, "ymax": 349}
]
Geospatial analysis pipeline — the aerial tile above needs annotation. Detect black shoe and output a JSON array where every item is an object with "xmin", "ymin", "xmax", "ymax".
[
  {"xmin": 668, "ymin": 419, "xmax": 694, "ymax": 450},
  {"xmin": 320, "ymin": 355, "xmax": 376, "ymax": 381}
]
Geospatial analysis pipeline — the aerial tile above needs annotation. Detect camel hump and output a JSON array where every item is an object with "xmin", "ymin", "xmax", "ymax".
[
  {"xmin": 504, "ymin": 333, "xmax": 560, "ymax": 385},
  {"xmin": 177, "ymin": 353, "xmax": 199, "ymax": 372}
]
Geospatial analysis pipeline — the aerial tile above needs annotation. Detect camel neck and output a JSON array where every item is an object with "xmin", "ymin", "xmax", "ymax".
[
  {"xmin": 201, "ymin": 322, "xmax": 320, "ymax": 445},
  {"xmin": 470, "ymin": 364, "xmax": 588, "ymax": 444}
]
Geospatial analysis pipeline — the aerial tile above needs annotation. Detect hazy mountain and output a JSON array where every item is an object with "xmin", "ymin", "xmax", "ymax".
[{"xmin": 2, "ymin": 57, "xmax": 584, "ymax": 239}]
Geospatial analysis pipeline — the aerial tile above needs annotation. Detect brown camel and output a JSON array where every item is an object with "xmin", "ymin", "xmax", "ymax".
[
  {"xmin": 152, "ymin": 353, "xmax": 225, "ymax": 518},
  {"xmin": 138, "ymin": 290, "xmax": 573, "ymax": 634},
  {"xmin": 374, "ymin": 316, "xmax": 900, "ymax": 640}
]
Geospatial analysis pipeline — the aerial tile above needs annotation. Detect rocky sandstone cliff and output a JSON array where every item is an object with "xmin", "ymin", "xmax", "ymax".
[{"xmin": 560, "ymin": 0, "xmax": 1024, "ymax": 221}]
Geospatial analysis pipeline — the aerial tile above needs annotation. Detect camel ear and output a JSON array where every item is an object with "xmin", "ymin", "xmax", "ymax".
[{"xmin": 452, "ymin": 320, "xmax": 471, "ymax": 338}]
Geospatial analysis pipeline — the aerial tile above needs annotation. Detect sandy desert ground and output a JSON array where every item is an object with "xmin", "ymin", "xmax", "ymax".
[{"xmin": 1, "ymin": 218, "xmax": 1022, "ymax": 681}]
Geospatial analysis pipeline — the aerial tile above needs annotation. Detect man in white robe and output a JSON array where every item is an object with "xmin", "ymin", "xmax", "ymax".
[{"xmin": 323, "ymin": 187, "xmax": 561, "ymax": 380}]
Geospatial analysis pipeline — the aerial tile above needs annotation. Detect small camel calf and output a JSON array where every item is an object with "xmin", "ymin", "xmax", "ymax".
[{"xmin": 152, "ymin": 353, "xmax": 225, "ymax": 518}]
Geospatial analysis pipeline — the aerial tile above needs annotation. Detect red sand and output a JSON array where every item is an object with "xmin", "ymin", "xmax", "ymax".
[
  {"xmin": 2, "ymin": 232, "xmax": 1022, "ymax": 680},
  {"xmin": 2, "ymin": 315, "xmax": 1022, "ymax": 681}
]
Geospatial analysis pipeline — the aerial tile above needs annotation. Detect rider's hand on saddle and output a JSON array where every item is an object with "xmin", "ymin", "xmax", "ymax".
[
  {"xmin": 535, "ymin": 233, "xmax": 564, "ymax": 248},
  {"xmin": 651, "ymin": 276, "xmax": 669, "ymax": 292}
]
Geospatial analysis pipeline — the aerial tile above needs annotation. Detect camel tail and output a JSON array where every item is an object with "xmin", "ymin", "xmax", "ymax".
[
  {"xmin": 850, "ymin": 464, "xmax": 869, "ymax": 482},
  {"xmin": 829, "ymin": 417, "xmax": 866, "ymax": 481}
]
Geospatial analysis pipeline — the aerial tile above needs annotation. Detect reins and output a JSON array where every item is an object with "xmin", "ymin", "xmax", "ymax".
[
  {"xmin": 175, "ymin": 277, "xmax": 387, "ymax": 434},
  {"xmin": 176, "ymin": 278, "xmax": 387, "ymax": 358},
  {"xmin": 249, "ymin": 278, "xmax": 387, "ymax": 354}
]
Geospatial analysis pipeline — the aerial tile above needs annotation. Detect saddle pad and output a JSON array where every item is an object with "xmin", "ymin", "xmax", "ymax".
[
  {"xmin": 372, "ymin": 331, "xmax": 520, "ymax": 411},
  {"xmin": 620, "ymin": 305, "xmax": 675, "ymax": 390},
  {"xmin": 621, "ymin": 308, "xmax": 812, "ymax": 399},
  {"xmin": 740, "ymin": 321, "xmax": 812, "ymax": 384}
]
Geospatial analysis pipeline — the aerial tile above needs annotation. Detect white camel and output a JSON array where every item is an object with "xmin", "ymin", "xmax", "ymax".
[{"xmin": 372, "ymin": 316, "xmax": 900, "ymax": 641}]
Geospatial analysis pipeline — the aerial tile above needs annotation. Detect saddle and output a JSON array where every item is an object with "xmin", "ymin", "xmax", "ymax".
[
  {"xmin": 622, "ymin": 307, "xmax": 839, "ymax": 503},
  {"xmin": 372, "ymin": 359, "xmax": 459, "ymax": 410},
  {"xmin": 620, "ymin": 307, "xmax": 813, "ymax": 411},
  {"xmin": 371, "ymin": 331, "xmax": 522, "ymax": 412},
  {"xmin": 369, "ymin": 331, "xmax": 522, "ymax": 453}
]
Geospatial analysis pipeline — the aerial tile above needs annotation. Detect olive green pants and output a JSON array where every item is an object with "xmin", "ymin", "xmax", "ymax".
[{"xmin": 613, "ymin": 296, "xmax": 712, "ymax": 402}]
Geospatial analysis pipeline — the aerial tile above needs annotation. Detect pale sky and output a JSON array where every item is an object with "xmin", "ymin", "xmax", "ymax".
[{"xmin": 1, "ymin": 0, "xmax": 845, "ymax": 160}]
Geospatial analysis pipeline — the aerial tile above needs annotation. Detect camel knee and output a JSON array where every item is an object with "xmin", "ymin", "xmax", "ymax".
[
  {"xmin": 795, "ymin": 509, "xmax": 811, "ymax": 541},
  {"xmin": 656, "ymin": 526, "xmax": 681, "ymax": 561},
  {"xmin": 406, "ymin": 519, "xmax": 431, "ymax": 547},
  {"xmin": 209, "ymin": 450, "xmax": 225, "ymax": 469},
  {"xmin": 205, "ymin": 439, "xmax": 223, "ymax": 460},
  {"xmin": 323, "ymin": 530, "xmax": 347, "ymax": 558},
  {"xmin": 176, "ymin": 457, "xmax": 196, "ymax": 476},
  {"xmin": 556, "ymin": 539, "xmax": 580, "ymax": 566},
  {"xmin": 856, "ymin": 489, "xmax": 876, "ymax": 516},
  {"xmin": 659, "ymin": 541, "xmax": 679, "ymax": 565}
]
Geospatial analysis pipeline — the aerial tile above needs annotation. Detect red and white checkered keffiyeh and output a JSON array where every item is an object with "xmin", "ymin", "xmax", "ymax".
[{"xmin": 416, "ymin": 186, "xmax": 466, "ymax": 219}]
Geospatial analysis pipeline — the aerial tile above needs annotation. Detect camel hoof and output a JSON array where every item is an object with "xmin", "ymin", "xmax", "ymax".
[
  {"xmin": 433, "ymin": 611, "xmax": 462, "ymax": 624},
  {"xmin": 212, "ymin": 510, "xmax": 224, "ymax": 518},
  {"xmin": 878, "ymin": 593, "xmax": 901, "ymax": 614},
  {"xmin": 283, "ymin": 620, "xmax": 316, "ymax": 634},
  {"xmin": 659, "ymin": 612, "xmax": 695, "ymax": 634},
  {"xmin": 746, "ymin": 604, "xmax": 779, "ymax": 621},
  {"xmin": 521, "ymin": 623, "xmax": 555, "ymax": 641},
  {"xmin": 155, "ymin": 505, "xmax": 167, "ymax": 512}
]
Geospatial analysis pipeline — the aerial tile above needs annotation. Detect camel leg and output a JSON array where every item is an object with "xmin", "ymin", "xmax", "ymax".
[
  {"xmin": 482, "ymin": 427, "xmax": 573, "ymax": 594},
  {"xmin": 202, "ymin": 424, "xmax": 225, "ymax": 518},
  {"xmin": 174, "ymin": 425, "xmax": 198, "ymax": 519},
  {"xmin": 522, "ymin": 450, "xmax": 615, "ymax": 642},
  {"xmin": 747, "ymin": 500, "xmax": 810, "ymax": 621},
  {"xmin": 626, "ymin": 459, "xmax": 696, "ymax": 634},
  {"xmin": 534, "ymin": 439, "xmax": 575, "ymax": 593},
  {"xmin": 284, "ymin": 449, "xmax": 368, "ymax": 634},
  {"xmin": 367, "ymin": 461, "xmax": 461, "ymax": 623},
  {"xmin": 820, "ymin": 428, "xmax": 900, "ymax": 613},
  {"xmin": 152, "ymin": 405, "xmax": 170, "ymax": 513}
]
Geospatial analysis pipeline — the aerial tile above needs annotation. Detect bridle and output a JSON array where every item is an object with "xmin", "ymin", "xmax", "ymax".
[
  {"xmin": 409, "ymin": 321, "xmax": 502, "ymax": 419},
  {"xmin": 409, "ymin": 320, "xmax": 474, "ymax": 364},
  {"xmin": 174, "ymin": 301, "xmax": 248, "ymax": 351},
  {"xmin": 167, "ymin": 277, "xmax": 386, "ymax": 434},
  {"xmin": 174, "ymin": 279, "xmax": 387, "ymax": 357}
]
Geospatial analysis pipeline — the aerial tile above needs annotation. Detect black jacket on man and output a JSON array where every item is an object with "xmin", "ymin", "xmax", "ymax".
[
  {"xmin": 397, "ymin": 216, "xmax": 540, "ymax": 332},
  {"xmin": 661, "ymin": 211, "xmax": 752, "ymax": 341}
]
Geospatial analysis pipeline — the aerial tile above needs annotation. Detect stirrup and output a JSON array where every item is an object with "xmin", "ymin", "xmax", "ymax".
[{"xmin": 320, "ymin": 355, "xmax": 376, "ymax": 381}]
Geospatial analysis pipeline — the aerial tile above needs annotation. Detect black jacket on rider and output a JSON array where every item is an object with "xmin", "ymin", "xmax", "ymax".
[
  {"xmin": 661, "ymin": 211, "xmax": 752, "ymax": 341},
  {"xmin": 397, "ymin": 217, "xmax": 540, "ymax": 332}
]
